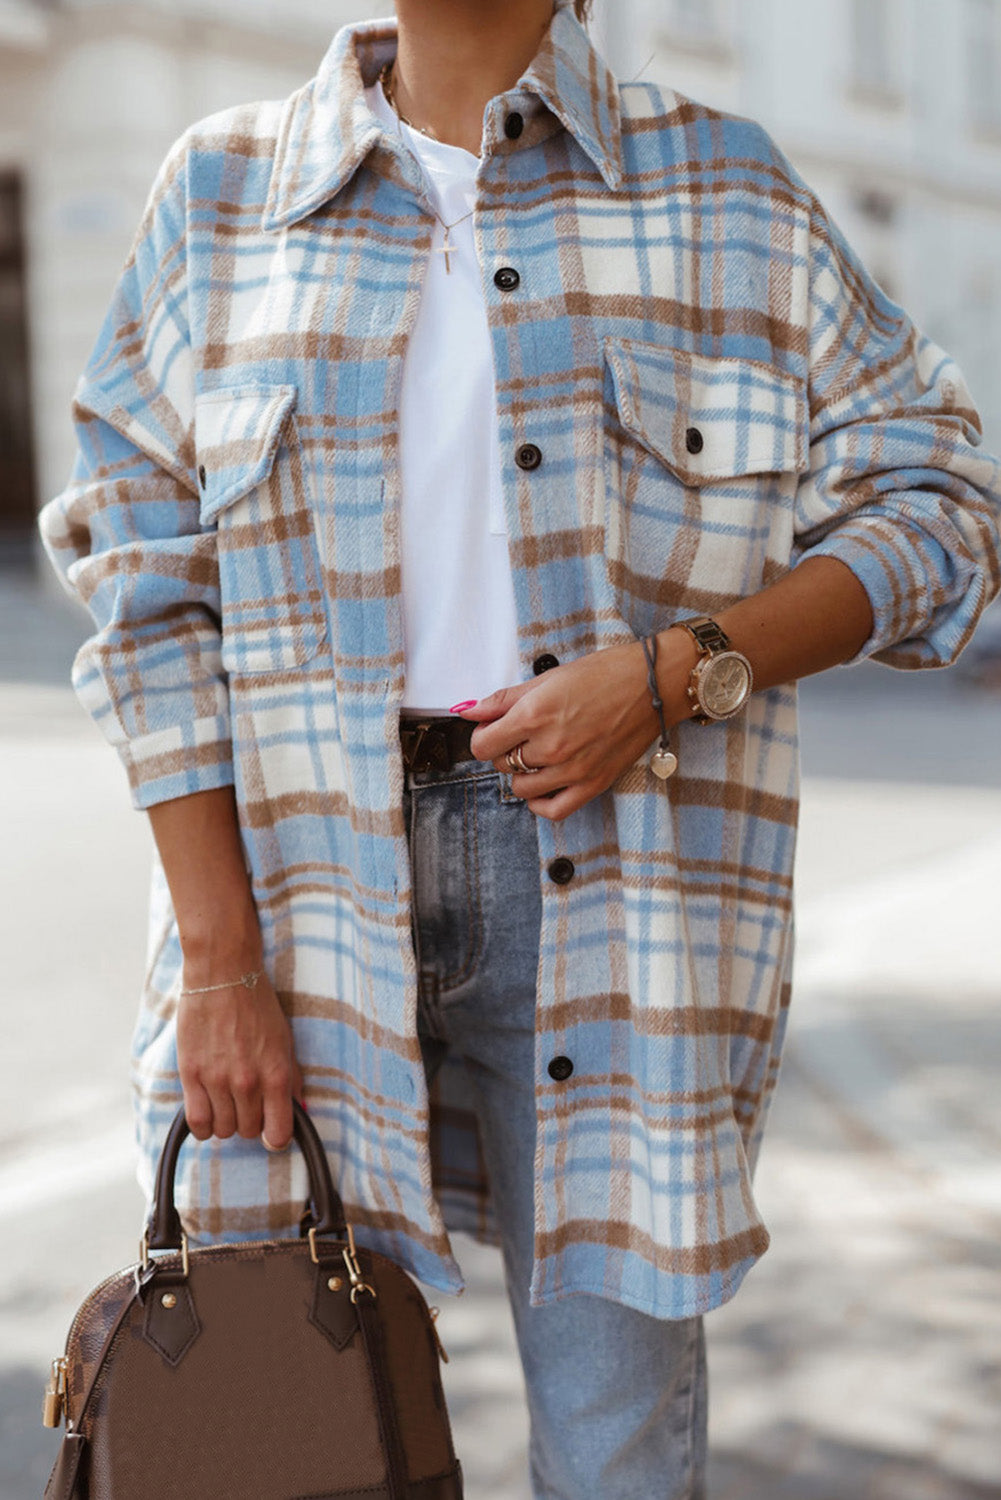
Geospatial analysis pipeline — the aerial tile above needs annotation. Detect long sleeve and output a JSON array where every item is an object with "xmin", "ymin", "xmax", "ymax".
[
  {"xmin": 38, "ymin": 133, "xmax": 233, "ymax": 809},
  {"xmin": 792, "ymin": 185, "xmax": 1001, "ymax": 668}
]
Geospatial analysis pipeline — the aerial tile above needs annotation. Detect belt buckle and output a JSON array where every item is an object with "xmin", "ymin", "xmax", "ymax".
[{"xmin": 401, "ymin": 720, "xmax": 450, "ymax": 774}]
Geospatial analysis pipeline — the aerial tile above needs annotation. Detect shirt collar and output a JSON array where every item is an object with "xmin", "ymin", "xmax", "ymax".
[{"xmin": 262, "ymin": 2, "xmax": 623, "ymax": 232}]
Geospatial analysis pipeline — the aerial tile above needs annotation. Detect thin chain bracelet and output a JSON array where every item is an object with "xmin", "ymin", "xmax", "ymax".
[
  {"xmin": 641, "ymin": 634, "xmax": 679, "ymax": 781},
  {"xmin": 179, "ymin": 970, "xmax": 263, "ymax": 997}
]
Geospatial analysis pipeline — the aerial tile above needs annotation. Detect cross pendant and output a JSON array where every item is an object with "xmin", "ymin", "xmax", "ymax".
[{"xmin": 434, "ymin": 227, "xmax": 456, "ymax": 275}]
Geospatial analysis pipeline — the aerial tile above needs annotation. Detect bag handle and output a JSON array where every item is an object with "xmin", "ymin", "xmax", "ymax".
[{"xmin": 144, "ymin": 1099, "xmax": 347, "ymax": 1250}]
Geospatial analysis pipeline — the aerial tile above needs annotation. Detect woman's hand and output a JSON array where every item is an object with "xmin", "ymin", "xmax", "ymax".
[
  {"xmin": 146, "ymin": 786, "xmax": 306, "ymax": 1153},
  {"xmin": 461, "ymin": 632, "xmax": 696, "ymax": 821},
  {"xmin": 176, "ymin": 965, "xmax": 305, "ymax": 1151}
]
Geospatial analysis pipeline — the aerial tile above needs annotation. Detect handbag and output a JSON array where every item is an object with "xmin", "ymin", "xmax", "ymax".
[{"xmin": 41, "ymin": 1099, "xmax": 463, "ymax": 1499}]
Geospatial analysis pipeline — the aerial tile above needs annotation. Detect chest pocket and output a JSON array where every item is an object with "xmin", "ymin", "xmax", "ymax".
[
  {"xmin": 196, "ymin": 385, "xmax": 328, "ymax": 676},
  {"xmin": 603, "ymin": 338, "xmax": 808, "ymax": 632}
]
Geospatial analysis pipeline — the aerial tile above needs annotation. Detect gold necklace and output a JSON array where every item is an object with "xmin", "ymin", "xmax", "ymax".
[
  {"xmin": 379, "ymin": 61, "xmax": 439, "ymax": 142},
  {"xmin": 378, "ymin": 60, "xmax": 475, "ymax": 275}
]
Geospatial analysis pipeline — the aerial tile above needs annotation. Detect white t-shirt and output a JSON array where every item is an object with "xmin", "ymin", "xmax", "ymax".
[{"xmin": 366, "ymin": 80, "xmax": 522, "ymax": 714}]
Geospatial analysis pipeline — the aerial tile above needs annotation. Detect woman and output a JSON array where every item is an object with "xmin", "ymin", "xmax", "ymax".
[{"xmin": 39, "ymin": 0, "xmax": 1001, "ymax": 1495}]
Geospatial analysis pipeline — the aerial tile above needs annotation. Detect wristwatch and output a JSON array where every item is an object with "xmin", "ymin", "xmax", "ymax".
[{"xmin": 675, "ymin": 616, "xmax": 753, "ymax": 724}]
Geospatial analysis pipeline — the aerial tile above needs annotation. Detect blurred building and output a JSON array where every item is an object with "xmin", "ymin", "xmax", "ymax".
[
  {"xmin": 2, "ymin": 0, "xmax": 1000, "ymax": 566},
  {"xmin": 595, "ymin": 0, "xmax": 1001, "ymax": 450},
  {"xmin": 0, "ymin": 0, "xmax": 367, "ymax": 561}
]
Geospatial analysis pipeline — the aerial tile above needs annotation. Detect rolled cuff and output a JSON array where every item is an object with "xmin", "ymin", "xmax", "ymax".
[
  {"xmin": 115, "ymin": 717, "xmax": 235, "ymax": 810},
  {"xmin": 798, "ymin": 516, "xmax": 983, "ymax": 670}
]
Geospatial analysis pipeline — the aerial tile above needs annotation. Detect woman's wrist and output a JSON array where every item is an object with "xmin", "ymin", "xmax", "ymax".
[
  {"xmin": 645, "ymin": 627, "xmax": 698, "ymax": 730},
  {"xmin": 178, "ymin": 908, "xmax": 264, "ymax": 989}
]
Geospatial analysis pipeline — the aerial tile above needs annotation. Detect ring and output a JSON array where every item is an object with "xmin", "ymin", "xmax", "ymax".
[{"xmin": 506, "ymin": 744, "xmax": 541, "ymax": 775}]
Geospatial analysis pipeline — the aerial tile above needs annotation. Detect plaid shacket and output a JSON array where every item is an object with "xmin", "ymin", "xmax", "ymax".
[{"xmin": 39, "ymin": 1, "xmax": 1001, "ymax": 1319}]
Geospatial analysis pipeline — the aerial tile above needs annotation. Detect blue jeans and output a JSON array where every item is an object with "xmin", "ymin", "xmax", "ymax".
[{"xmin": 403, "ymin": 755, "xmax": 708, "ymax": 1500}]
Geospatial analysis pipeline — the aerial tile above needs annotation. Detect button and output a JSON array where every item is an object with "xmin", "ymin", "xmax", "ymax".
[
  {"xmin": 548, "ymin": 1056, "xmax": 574, "ymax": 1082},
  {"xmin": 533, "ymin": 653, "xmax": 559, "ymax": 675},
  {"xmin": 505, "ymin": 112, "xmax": 525, "ymax": 140},
  {"xmin": 515, "ymin": 443, "xmax": 542, "ymax": 471},
  {"xmin": 685, "ymin": 427, "xmax": 704, "ymax": 456},
  {"xmin": 198, "ymin": 464, "xmax": 207, "ymax": 489},
  {"xmin": 494, "ymin": 267, "xmax": 521, "ymax": 292},
  {"xmin": 548, "ymin": 857, "xmax": 575, "ymax": 886}
]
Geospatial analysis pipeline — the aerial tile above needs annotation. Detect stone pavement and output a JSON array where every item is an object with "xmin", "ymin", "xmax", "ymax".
[{"xmin": 2, "ymin": 570, "xmax": 1000, "ymax": 1500}]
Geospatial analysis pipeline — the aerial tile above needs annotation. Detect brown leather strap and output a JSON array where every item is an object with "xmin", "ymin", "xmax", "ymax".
[
  {"xmin": 44, "ymin": 1269, "xmax": 157, "ymax": 1498},
  {"xmin": 355, "ymin": 1289, "xmax": 410, "ymax": 1500},
  {"xmin": 43, "ymin": 1431, "xmax": 87, "ymax": 1500},
  {"xmin": 147, "ymin": 1098, "xmax": 346, "ymax": 1250}
]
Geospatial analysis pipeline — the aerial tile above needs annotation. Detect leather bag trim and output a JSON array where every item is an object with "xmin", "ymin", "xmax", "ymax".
[
  {"xmin": 43, "ymin": 1432, "xmax": 87, "ymax": 1500},
  {"xmin": 355, "ymin": 1290, "xmax": 410, "ymax": 1500},
  {"xmin": 142, "ymin": 1275, "xmax": 202, "ymax": 1366},
  {"xmin": 291, "ymin": 1464, "xmax": 464, "ymax": 1499}
]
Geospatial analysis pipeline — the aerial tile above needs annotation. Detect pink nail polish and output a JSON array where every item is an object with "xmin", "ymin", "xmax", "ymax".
[{"xmin": 450, "ymin": 700, "xmax": 478, "ymax": 714}]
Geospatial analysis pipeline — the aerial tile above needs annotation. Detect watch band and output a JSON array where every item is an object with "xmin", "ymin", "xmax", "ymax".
[{"xmin": 678, "ymin": 615, "xmax": 733, "ymax": 657}]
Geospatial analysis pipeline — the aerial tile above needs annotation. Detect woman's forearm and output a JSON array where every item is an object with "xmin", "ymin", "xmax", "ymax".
[
  {"xmin": 652, "ymin": 555, "xmax": 876, "ymax": 724},
  {"xmin": 146, "ymin": 786, "xmax": 263, "ymax": 983},
  {"xmin": 147, "ymin": 786, "xmax": 303, "ymax": 1147},
  {"xmin": 712, "ymin": 555, "xmax": 875, "ymax": 695}
]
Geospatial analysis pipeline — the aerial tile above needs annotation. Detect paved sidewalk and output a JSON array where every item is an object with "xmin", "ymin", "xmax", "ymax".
[{"xmin": 2, "ymin": 572, "xmax": 1000, "ymax": 1499}]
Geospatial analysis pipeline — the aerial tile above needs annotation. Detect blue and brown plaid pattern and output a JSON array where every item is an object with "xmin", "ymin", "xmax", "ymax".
[{"xmin": 39, "ymin": 0, "xmax": 1001, "ymax": 1318}]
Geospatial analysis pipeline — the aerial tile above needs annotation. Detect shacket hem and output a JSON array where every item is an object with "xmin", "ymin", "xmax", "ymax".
[{"xmin": 524, "ymin": 1259, "xmax": 764, "ymax": 1322}]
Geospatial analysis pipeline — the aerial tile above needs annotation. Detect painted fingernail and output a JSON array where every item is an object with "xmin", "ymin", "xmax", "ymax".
[{"xmin": 450, "ymin": 700, "xmax": 478, "ymax": 714}]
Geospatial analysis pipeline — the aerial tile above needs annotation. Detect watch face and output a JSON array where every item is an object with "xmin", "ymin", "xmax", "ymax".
[{"xmin": 700, "ymin": 653, "xmax": 752, "ymax": 718}]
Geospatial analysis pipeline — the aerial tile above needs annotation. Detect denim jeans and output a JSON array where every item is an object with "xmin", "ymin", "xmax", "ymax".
[{"xmin": 403, "ymin": 754, "xmax": 708, "ymax": 1500}]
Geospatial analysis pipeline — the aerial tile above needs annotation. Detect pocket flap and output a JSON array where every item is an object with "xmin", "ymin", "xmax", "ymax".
[
  {"xmin": 605, "ymin": 339, "xmax": 807, "ymax": 485},
  {"xmin": 195, "ymin": 384, "xmax": 298, "ymax": 524}
]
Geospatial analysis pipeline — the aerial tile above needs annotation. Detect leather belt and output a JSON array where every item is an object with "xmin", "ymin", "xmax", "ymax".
[{"xmin": 399, "ymin": 715, "xmax": 478, "ymax": 774}]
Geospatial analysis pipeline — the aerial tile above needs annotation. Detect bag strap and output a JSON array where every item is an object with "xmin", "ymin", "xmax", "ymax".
[
  {"xmin": 44, "ymin": 1266, "xmax": 155, "ymax": 1500},
  {"xmin": 355, "ymin": 1287, "xmax": 410, "ymax": 1500},
  {"xmin": 146, "ymin": 1098, "xmax": 347, "ymax": 1249},
  {"xmin": 43, "ymin": 1433, "xmax": 86, "ymax": 1500}
]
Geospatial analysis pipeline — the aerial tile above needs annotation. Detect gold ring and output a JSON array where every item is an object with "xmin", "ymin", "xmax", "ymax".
[{"xmin": 506, "ymin": 744, "xmax": 541, "ymax": 775}]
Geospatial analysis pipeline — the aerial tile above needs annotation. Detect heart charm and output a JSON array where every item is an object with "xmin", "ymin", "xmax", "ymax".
[{"xmin": 650, "ymin": 747, "xmax": 679, "ymax": 780}]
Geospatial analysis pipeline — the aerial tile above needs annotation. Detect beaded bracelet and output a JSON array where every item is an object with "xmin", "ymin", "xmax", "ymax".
[{"xmin": 641, "ymin": 634, "xmax": 679, "ymax": 780}]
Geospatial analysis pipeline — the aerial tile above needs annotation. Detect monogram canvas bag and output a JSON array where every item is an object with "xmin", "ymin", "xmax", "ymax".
[{"xmin": 41, "ymin": 1100, "xmax": 462, "ymax": 1499}]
